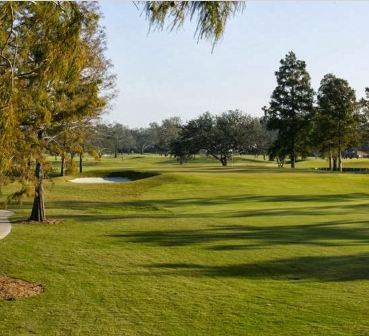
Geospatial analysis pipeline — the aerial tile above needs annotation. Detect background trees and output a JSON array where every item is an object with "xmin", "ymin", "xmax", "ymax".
[
  {"xmin": 170, "ymin": 110, "xmax": 271, "ymax": 166},
  {"xmin": 263, "ymin": 51, "xmax": 314, "ymax": 168},
  {"xmin": 156, "ymin": 117, "xmax": 182, "ymax": 156}
]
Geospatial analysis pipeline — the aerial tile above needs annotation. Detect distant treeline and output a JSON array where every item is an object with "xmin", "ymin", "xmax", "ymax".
[
  {"xmin": 87, "ymin": 52, "xmax": 369, "ymax": 171},
  {"xmin": 72, "ymin": 49, "xmax": 369, "ymax": 172},
  {"xmin": 85, "ymin": 112, "xmax": 275, "ymax": 166}
]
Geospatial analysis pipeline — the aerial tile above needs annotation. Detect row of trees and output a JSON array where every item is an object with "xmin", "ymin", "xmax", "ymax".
[
  {"xmin": 82, "ymin": 113, "xmax": 274, "ymax": 167},
  {"xmin": 90, "ymin": 117, "xmax": 182, "ymax": 158},
  {"xmin": 264, "ymin": 51, "xmax": 368, "ymax": 171},
  {"xmin": 170, "ymin": 111, "xmax": 273, "ymax": 165}
]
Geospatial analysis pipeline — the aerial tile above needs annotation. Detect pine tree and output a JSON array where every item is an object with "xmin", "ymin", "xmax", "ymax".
[
  {"xmin": 315, "ymin": 74, "xmax": 359, "ymax": 172},
  {"xmin": 263, "ymin": 51, "xmax": 314, "ymax": 168}
]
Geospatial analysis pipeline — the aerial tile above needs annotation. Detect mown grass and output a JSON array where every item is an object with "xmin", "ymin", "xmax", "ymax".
[{"xmin": 1, "ymin": 155, "xmax": 369, "ymax": 335}]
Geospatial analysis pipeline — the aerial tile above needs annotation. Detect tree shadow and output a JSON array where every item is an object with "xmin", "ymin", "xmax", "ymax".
[
  {"xmin": 45, "ymin": 192, "xmax": 369, "ymax": 211},
  {"xmin": 109, "ymin": 219, "xmax": 369, "ymax": 249},
  {"xmin": 31, "ymin": 192, "xmax": 369, "ymax": 230},
  {"xmin": 142, "ymin": 253, "xmax": 369, "ymax": 282}
]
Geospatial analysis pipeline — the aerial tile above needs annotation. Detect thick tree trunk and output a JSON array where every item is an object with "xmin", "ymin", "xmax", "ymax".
[
  {"xmin": 60, "ymin": 153, "xmax": 65, "ymax": 176},
  {"xmin": 79, "ymin": 153, "xmax": 83, "ymax": 173},
  {"xmin": 30, "ymin": 161, "xmax": 46, "ymax": 222},
  {"xmin": 220, "ymin": 156, "xmax": 228, "ymax": 166},
  {"xmin": 338, "ymin": 144, "xmax": 343, "ymax": 172}
]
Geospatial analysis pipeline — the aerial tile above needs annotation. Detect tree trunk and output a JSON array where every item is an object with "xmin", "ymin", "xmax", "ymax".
[
  {"xmin": 290, "ymin": 153, "xmax": 295, "ymax": 168},
  {"xmin": 333, "ymin": 157, "xmax": 337, "ymax": 171},
  {"xmin": 79, "ymin": 153, "xmax": 83, "ymax": 173},
  {"xmin": 30, "ymin": 161, "xmax": 46, "ymax": 222},
  {"xmin": 328, "ymin": 148, "xmax": 332, "ymax": 171},
  {"xmin": 338, "ymin": 145, "xmax": 343, "ymax": 172},
  {"xmin": 60, "ymin": 153, "xmax": 65, "ymax": 176},
  {"xmin": 220, "ymin": 156, "xmax": 228, "ymax": 166}
]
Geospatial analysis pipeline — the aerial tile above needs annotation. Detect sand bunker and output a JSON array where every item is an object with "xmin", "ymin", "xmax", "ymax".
[{"xmin": 69, "ymin": 177, "xmax": 130, "ymax": 184}]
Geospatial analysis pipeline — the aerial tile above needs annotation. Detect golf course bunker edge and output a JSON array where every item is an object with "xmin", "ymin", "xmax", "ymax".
[{"xmin": 69, "ymin": 177, "xmax": 130, "ymax": 184}]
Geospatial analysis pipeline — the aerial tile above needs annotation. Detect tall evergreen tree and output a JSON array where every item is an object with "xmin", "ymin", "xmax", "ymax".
[
  {"xmin": 315, "ymin": 74, "xmax": 359, "ymax": 172},
  {"xmin": 263, "ymin": 51, "xmax": 314, "ymax": 168}
]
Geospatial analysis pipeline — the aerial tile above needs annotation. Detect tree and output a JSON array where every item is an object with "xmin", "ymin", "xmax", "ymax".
[
  {"xmin": 315, "ymin": 74, "xmax": 359, "ymax": 172},
  {"xmin": 170, "ymin": 138, "xmax": 197, "ymax": 164},
  {"xmin": 173, "ymin": 110, "xmax": 253, "ymax": 166},
  {"xmin": 156, "ymin": 117, "xmax": 182, "ymax": 155},
  {"xmin": 0, "ymin": 2, "xmax": 113, "ymax": 221},
  {"xmin": 263, "ymin": 51, "xmax": 314, "ymax": 168},
  {"xmin": 244, "ymin": 118, "xmax": 275, "ymax": 160},
  {"xmin": 131, "ymin": 127, "xmax": 154, "ymax": 154},
  {"xmin": 359, "ymin": 88, "xmax": 369, "ymax": 151}
]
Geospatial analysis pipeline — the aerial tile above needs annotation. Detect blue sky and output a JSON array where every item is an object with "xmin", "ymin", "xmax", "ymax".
[{"xmin": 100, "ymin": 1, "xmax": 369, "ymax": 127}]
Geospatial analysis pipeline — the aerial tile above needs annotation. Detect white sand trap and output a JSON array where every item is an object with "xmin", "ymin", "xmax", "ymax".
[{"xmin": 69, "ymin": 177, "xmax": 130, "ymax": 184}]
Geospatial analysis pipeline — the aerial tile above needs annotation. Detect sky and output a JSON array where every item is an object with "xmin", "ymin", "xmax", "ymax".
[{"xmin": 99, "ymin": 1, "xmax": 369, "ymax": 128}]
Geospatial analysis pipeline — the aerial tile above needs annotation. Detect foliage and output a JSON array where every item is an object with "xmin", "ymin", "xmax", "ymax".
[
  {"xmin": 171, "ymin": 110, "xmax": 271, "ymax": 166},
  {"xmin": 142, "ymin": 1, "xmax": 245, "ymax": 47},
  {"xmin": 0, "ymin": 2, "xmax": 114, "ymax": 219},
  {"xmin": 263, "ymin": 51, "xmax": 314, "ymax": 168},
  {"xmin": 315, "ymin": 74, "xmax": 359, "ymax": 171}
]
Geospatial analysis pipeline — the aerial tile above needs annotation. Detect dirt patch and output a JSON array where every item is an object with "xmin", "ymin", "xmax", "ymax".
[{"xmin": 0, "ymin": 276, "xmax": 43, "ymax": 300}]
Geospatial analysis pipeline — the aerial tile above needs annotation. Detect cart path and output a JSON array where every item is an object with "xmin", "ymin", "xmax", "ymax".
[{"xmin": 0, "ymin": 210, "xmax": 13, "ymax": 240}]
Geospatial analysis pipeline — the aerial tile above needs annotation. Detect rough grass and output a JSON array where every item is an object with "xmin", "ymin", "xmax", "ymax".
[{"xmin": 1, "ymin": 155, "xmax": 369, "ymax": 335}]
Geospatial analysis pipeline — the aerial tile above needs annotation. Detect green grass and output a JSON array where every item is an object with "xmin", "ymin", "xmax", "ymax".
[{"xmin": 2, "ymin": 155, "xmax": 369, "ymax": 335}]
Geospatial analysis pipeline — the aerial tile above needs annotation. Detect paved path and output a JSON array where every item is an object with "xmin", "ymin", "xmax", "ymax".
[{"xmin": 0, "ymin": 210, "xmax": 13, "ymax": 240}]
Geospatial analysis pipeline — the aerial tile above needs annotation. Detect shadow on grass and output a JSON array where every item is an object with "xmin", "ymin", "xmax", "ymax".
[
  {"xmin": 39, "ymin": 192, "xmax": 369, "ymax": 228},
  {"xmin": 109, "ymin": 219, "xmax": 369, "ymax": 249},
  {"xmin": 46, "ymin": 192, "xmax": 369, "ymax": 211},
  {"xmin": 141, "ymin": 253, "xmax": 369, "ymax": 282}
]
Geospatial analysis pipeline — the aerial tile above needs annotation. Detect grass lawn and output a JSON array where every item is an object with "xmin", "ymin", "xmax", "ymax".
[{"xmin": 1, "ymin": 155, "xmax": 369, "ymax": 335}]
